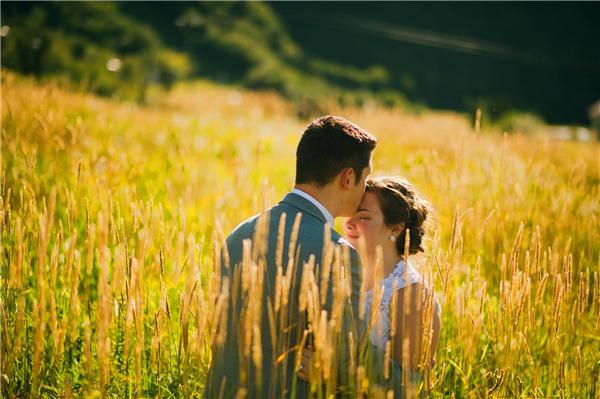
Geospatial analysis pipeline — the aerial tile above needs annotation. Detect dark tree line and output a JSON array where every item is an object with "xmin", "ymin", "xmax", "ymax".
[{"xmin": 3, "ymin": 2, "xmax": 599, "ymax": 125}]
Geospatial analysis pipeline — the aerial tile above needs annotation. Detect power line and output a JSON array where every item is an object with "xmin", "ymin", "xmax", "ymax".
[{"xmin": 328, "ymin": 14, "xmax": 600, "ymax": 73}]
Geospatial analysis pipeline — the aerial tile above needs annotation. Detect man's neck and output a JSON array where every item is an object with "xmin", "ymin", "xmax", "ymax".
[{"xmin": 294, "ymin": 183, "xmax": 339, "ymax": 218}]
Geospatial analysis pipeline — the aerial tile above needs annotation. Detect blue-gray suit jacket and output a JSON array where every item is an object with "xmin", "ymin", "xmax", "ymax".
[{"xmin": 205, "ymin": 192, "xmax": 403, "ymax": 398}]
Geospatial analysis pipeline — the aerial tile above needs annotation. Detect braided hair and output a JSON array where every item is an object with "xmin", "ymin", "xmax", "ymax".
[{"xmin": 365, "ymin": 176, "xmax": 432, "ymax": 255}]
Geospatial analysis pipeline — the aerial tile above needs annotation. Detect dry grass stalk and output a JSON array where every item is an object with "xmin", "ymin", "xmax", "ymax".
[
  {"xmin": 551, "ymin": 274, "xmax": 564, "ymax": 341},
  {"xmin": 67, "ymin": 251, "xmax": 82, "ymax": 344},
  {"xmin": 320, "ymin": 224, "xmax": 333, "ymax": 307},
  {"xmin": 420, "ymin": 285, "xmax": 436, "ymax": 373},
  {"xmin": 134, "ymin": 257, "xmax": 145, "ymax": 394},
  {"xmin": 274, "ymin": 214, "xmax": 286, "ymax": 314},
  {"xmin": 212, "ymin": 277, "xmax": 230, "ymax": 347},
  {"xmin": 368, "ymin": 247, "xmax": 384, "ymax": 344},
  {"xmin": 83, "ymin": 315, "xmax": 92, "ymax": 382},
  {"xmin": 97, "ymin": 212, "xmax": 112, "ymax": 390}
]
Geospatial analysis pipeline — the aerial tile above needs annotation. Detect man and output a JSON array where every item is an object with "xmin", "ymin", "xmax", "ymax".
[{"xmin": 205, "ymin": 115, "xmax": 399, "ymax": 398}]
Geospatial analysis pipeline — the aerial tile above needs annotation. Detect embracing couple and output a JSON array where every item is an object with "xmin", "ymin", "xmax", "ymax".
[{"xmin": 205, "ymin": 116, "xmax": 442, "ymax": 398}]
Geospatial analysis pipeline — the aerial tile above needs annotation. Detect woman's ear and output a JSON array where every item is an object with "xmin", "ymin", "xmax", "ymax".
[{"xmin": 391, "ymin": 223, "xmax": 404, "ymax": 234}]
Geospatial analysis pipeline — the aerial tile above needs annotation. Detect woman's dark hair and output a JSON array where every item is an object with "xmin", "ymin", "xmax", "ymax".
[
  {"xmin": 296, "ymin": 115, "xmax": 377, "ymax": 187},
  {"xmin": 366, "ymin": 177, "xmax": 432, "ymax": 255}
]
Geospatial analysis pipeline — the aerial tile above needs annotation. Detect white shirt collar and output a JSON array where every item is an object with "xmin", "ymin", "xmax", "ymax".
[{"xmin": 291, "ymin": 188, "xmax": 335, "ymax": 227}]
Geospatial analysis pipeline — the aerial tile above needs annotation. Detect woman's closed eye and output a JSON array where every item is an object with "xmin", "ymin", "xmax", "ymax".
[{"xmin": 355, "ymin": 210, "xmax": 370, "ymax": 219}]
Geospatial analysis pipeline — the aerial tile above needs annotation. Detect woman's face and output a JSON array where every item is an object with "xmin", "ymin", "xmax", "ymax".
[{"xmin": 343, "ymin": 192, "xmax": 392, "ymax": 256}]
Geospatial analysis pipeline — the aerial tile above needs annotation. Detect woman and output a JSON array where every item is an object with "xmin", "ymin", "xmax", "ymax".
[{"xmin": 299, "ymin": 176, "xmax": 442, "ymax": 388}]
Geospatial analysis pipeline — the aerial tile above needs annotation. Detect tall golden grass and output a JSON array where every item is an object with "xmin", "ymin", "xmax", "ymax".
[{"xmin": 1, "ymin": 69, "xmax": 599, "ymax": 398}]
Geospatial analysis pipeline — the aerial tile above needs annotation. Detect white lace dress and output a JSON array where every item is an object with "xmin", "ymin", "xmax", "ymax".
[{"xmin": 364, "ymin": 260, "xmax": 437, "ymax": 351}]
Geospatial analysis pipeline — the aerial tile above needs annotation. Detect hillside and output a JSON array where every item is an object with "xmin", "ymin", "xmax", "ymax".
[
  {"xmin": 2, "ymin": 2, "xmax": 599, "ymax": 125},
  {"xmin": 271, "ymin": 2, "xmax": 600, "ymax": 124}
]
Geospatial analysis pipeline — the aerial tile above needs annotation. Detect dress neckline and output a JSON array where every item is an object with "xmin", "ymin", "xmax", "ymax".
[{"xmin": 379, "ymin": 259, "xmax": 413, "ymax": 287}]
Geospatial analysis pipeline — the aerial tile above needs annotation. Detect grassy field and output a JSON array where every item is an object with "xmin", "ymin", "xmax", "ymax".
[{"xmin": 1, "ymin": 69, "xmax": 599, "ymax": 398}]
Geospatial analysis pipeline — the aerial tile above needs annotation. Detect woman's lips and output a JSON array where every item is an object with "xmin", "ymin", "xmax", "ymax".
[{"xmin": 346, "ymin": 234, "xmax": 359, "ymax": 240}]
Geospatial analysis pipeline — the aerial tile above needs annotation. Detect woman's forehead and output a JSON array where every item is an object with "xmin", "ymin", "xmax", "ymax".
[{"xmin": 359, "ymin": 192, "xmax": 380, "ymax": 211}]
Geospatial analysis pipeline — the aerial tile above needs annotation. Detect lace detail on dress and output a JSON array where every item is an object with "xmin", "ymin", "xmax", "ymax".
[{"xmin": 364, "ymin": 260, "xmax": 424, "ymax": 350}]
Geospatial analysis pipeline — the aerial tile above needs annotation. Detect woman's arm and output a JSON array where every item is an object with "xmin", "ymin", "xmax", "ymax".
[{"xmin": 392, "ymin": 283, "xmax": 441, "ymax": 371}]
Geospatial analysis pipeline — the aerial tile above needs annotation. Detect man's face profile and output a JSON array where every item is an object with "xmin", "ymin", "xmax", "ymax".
[{"xmin": 349, "ymin": 160, "xmax": 372, "ymax": 214}]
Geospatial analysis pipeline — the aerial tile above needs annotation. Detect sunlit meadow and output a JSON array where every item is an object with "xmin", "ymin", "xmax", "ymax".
[{"xmin": 1, "ymin": 70, "xmax": 599, "ymax": 398}]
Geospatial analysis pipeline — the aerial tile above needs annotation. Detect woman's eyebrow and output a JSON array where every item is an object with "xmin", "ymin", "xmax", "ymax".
[{"xmin": 357, "ymin": 208, "xmax": 371, "ymax": 212}]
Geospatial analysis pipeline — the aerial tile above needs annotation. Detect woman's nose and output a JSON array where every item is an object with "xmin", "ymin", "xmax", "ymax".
[{"xmin": 345, "ymin": 218, "xmax": 356, "ymax": 230}]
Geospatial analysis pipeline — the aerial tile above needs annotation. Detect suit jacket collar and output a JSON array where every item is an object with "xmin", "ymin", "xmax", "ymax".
[{"xmin": 280, "ymin": 192, "xmax": 328, "ymax": 224}]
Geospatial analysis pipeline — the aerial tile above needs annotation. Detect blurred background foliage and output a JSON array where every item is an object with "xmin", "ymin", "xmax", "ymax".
[
  {"xmin": 2, "ymin": 1, "xmax": 599, "ymax": 125},
  {"xmin": 2, "ymin": 2, "xmax": 190, "ymax": 102}
]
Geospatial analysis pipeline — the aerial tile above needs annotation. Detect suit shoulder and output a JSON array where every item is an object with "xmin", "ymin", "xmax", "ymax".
[{"xmin": 227, "ymin": 213, "xmax": 260, "ymax": 241}]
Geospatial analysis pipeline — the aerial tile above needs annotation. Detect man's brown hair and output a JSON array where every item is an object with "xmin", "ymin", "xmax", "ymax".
[{"xmin": 295, "ymin": 115, "xmax": 377, "ymax": 186}]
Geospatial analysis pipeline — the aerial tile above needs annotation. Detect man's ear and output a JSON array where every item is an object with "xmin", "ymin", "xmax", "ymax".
[{"xmin": 339, "ymin": 167, "xmax": 355, "ymax": 189}]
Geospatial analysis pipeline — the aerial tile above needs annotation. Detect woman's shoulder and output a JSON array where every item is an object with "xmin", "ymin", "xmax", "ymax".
[
  {"xmin": 394, "ymin": 282, "xmax": 442, "ymax": 319},
  {"xmin": 387, "ymin": 260, "xmax": 424, "ymax": 289},
  {"xmin": 390, "ymin": 261, "xmax": 442, "ymax": 311}
]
